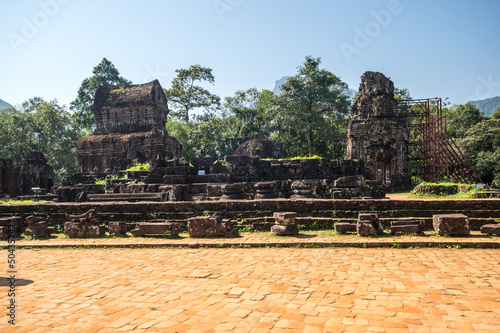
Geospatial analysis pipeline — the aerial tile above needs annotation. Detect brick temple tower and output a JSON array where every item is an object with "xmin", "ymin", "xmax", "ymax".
[
  {"xmin": 76, "ymin": 80, "xmax": 182, "ymax": 173},
  {"xmin": 347, "ymin": 72, "xmax": 410, "ymax": 189}
]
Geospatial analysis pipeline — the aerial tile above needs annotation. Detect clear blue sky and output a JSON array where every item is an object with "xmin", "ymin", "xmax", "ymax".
[{"xmin": 1, "ymin": 0, "xmax": 500, "ymax": 108}]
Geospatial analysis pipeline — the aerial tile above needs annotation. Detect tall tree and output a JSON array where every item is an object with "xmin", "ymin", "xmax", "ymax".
[
  {"xmin": 459, "ymin": 117, "xmax": 500, "ymax": 186},
  {"xmin": 272, "ymin": 56, "xmax": 350, "ymax": 157},
  {"xmin": 444, "ymin": 103, "xmax": 485, "ymax": 139},
  {"xmin": 165, "ymin": 65, "xmax": 220, "ymax": 123},
  {"xmin": 223, "ymin": 88, "xmax": 274, "ymax": 140},
  {"xmin": 0, "ymin": 98, "xmax": 79, "ymax": 185},
  {"xmin": 71, "ymin": 58, "xmax": 131, "ymax": 133}
]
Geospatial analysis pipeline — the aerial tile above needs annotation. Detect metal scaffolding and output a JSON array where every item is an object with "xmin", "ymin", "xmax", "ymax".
[{"xmin": 398, "ymin": 98, "xmax": 482, "ymax": 184}]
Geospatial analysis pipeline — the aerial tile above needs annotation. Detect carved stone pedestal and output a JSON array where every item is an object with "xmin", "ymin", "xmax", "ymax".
[
  {"xmin": 291, "ymin": 180, "xmax": 318, "ymax": 199},
  {"xmin": 254, "ymin": 181, "xmax": 278, "ymax": 199},
  {"xmin": 25, "ymin": 215, "xmax": 55, "ymax": 237},
  {"xmin": 272, "ymin": 212, "xmax": 298, "ymax": 236},
  {"xmin": 109, "ymin": 221, "xmax": 127, "ymax": 236},
  {"xmin": 221, "ymin": 183, "xmax": 245, "ymax": 200},
  {"xmin": 357, "ymin": 213, "xmax": 383, "ymax": 236}
]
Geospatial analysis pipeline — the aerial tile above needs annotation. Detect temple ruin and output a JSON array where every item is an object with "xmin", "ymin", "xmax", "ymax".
[
  {"xmin": 347, "ymin": 71, "xmax": 411, "ymax": 189},
  {"xmin": 76, "ymin": 80, "xmax": 182, "ymax": 173},
  {"xmin": 0, "ymin": 152, "xmax": 53, "ymax": 198},
  {"xmin": 3, "ymin": 71, "xmax": 480, "ymax": 203}
]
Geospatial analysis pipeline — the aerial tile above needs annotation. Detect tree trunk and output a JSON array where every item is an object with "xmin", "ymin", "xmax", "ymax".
[{"xmin": 307, "ymin": 129, "xmax": 313, "ymax": 157}]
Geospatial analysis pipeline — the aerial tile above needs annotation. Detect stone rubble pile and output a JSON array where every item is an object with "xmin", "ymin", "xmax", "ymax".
[
  {"xmin": 25, "ymin": 215, "xmax": 55, "ymax": 237},
  {"xmin": 64, "ymin": 209, "xmax": 104, "ymax": 238}
]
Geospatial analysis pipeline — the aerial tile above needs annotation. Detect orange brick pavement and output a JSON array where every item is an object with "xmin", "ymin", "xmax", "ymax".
[{"xmin": 1, "ymin": 248, "xmax": 500, "ymax": 332}]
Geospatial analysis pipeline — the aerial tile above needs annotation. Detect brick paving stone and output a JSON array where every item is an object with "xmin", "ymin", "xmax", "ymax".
[{"xmin": 0, "ymin": 248, "xmax": 499, "ymax": 332}]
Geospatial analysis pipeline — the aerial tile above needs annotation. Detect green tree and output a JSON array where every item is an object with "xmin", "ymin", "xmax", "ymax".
[
  {"xmin": 272, "ymin": 56, "xmax": 350, "ymax": 157},
  {"xmin": 165, "ymin": 65, "xmax": 221, "ymax": 123},
  {"xmin": 492, "ymin": 107, "xmax": 500, "ymax": 119},
  {"xmin": 459, "ymin": 118, "xmax": 500, "ymax": 186},
  {"xmin": 222, "ymin": 88, "xmax": 274, "ymax": 140},
  {"xmin": 0, "ymin": 98, "xmax": 79, "ymax": 185},
  {"xmin": 444, "ymin": 103, "xmax": 485, "ymax": 138},
  {"xmin": 71, "ymin": 58, "xmax": 131, "ymax": 133}
]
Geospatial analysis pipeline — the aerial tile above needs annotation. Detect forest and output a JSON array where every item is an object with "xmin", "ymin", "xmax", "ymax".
[{"xmin": 1, "ymin": 57, "xmax": 499, "ymax": 188}]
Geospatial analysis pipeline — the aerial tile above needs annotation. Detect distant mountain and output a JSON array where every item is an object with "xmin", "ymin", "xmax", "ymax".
[
  {"xmin": 0, "ymin": 98, "xmax": 13, "ymax": 110},
  {"xmin": 272, "ymin": 76, "xmax": 357, "ymax": 98},
  {"xmin": 272, "ymin": 76, "xmax": 291, "ymax": 95},
  {"xmin": 468, "ymin": 96, "xmax": 500, "ymax": 116}
]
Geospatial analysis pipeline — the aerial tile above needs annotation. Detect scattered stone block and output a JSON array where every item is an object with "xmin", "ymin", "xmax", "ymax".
[
  {"xmin": 187, "ymin": 217, "xmax": 238, "ymax": 237},
  {"xmin": 334, "ymin": 223, "xmax": 357, "ymax": 234},
  {"xmin": 0, "ymin": 226, "xmax": 9, "ymax": 238},
  {"xmin": 291, "ymin": 180, "xmax": 318, "ymax": 199},
  {"xmin": 480, "ymin": 224, "xmax": 500, "ymax": 235},
  {"xmin": 25, "ymin": 215, "xmax": 54, "ymax": 237},
  {"xmin": 27, "ymin": 221, "xmax": 48, "ymax": 229},
  {"xmin": 390, "ymin": 220, "xmax": 425, "ymax": 235},
  {"xmin": 271, "ymin": 224, "xmax": 299, "ymax": 236},
  {"xmin": 64, "ymin": 209, "xmax": 103, "ymax": 238},
  {"xmin": 357, "ymin": 213, "xmax": 383, "ymax": 236},
  {"xmin": 0, "ymin": 217, "xmax": 23, "ymax": 237},
  {"xmin": 109, "ymin": 221, "xmax": 127, "ymax": 236},
  {"xmin": 273, "ymin": 212, "xmax": 296, "ymax": 225},
  {"xmin": 64, "ymin": 222, "xmax": 104, "ymax": 238},
  {"xmin": 25, "ymin": 227, "xmax": 55, "ymax": 237},
  {"xmin": 334, "ymin": 175, "xmax": 366, "ymax": 188},
  {"xmin": 271, "ymin": 211, "xmax": 299, "ymax": 235},
  {"xmin": 433, "ymin": 214, "xmax": 470, "ymax": 236},
  {"xmin": 131, "ymin": 222, "xmax": 181, "ymax": 236},
  {"xmin": 221, "ymin": 183, "xmax": 245, "ymax": 200},
  {"xmin": 254, "ymin": 181, "xmax": 278, "ymax": 199}
]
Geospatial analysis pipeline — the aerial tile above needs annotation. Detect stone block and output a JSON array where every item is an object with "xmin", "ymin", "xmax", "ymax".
[
  {"xmin": 480, "ymin": 224, "xmax": 500, "ymax": 235},
  {"xmin": 433, "ymin": 214, "xmax": 470, "ymax": 236},
  {"xmin": 26, "ymin": 215, "xmax": 46, "ymax": 224},
  {"xmin": 334, "ymin": 223, "xmax": 357, "ymax": 234},
  {"xmin": 224, "ymin": 155, "xmax": 256, "ymax": 166},
  {"xmin": 64, "ymin": 222, "xmax": 104, "ymax": 238},
  {"xmin": 25, "ymin": 227, "xmax": 55, "ymax": 237},
  {"xmin": 0, "ymin": 217, "xmax": 23, "ymax": 236},
  {"xmin": 334, "ymin": 175, "xmax": 366, "ymax": 188},
  {"xmin": 271, "ymin": 224, "xmax": 299, "ymax": 236},
  {"xmin": 221, "ymin": 183, "xmax": 245, "ymax": 200},
  {"xmin": 109, "ymin": 221, "xmax": 127, "ymax": 236},
  {"xmin": 291, "ymin": 180, "xmax": 318, "ymax": 198},
  {"xmin": 273, "ymin": 212, "xmax": 296, "ymax": 225},
  {"xmin": 131, "ymin": 222, "xmax": 180, "ymax": 236},
  {"xmin": 187, "ymin": 217, "xmax": 237, "ymax": 237},
  {"xmin": 357, "ymin": 222, "xmax": 378, "ymax": 236},
  {"xmin": 390, "ymin": 220, "xmax": 425, "ymax": 234},
  {"xmin": 28, "ymin": 221, "xmax": 49, "ymax": 229},
  {"xmin": 0, "ymin": 226, "xmax": 9, "ymax": 238},
  {"xmin": 254, "ymin": 181, "xmax": 278, "ymax": 199},
  {"xmin": 357, "ymin": 213, "xmax": 383, "ymax": 236}
]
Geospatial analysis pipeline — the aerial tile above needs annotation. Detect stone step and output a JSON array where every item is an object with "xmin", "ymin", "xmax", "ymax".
[{"xmin": 88, "ymin": 193, "xmax": 165, "ymax": 202}]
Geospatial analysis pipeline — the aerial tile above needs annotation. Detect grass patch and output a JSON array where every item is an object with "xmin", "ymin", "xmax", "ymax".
[
  {"xmin": 124, "ymin": 163, "xmax": 150, "ymax": 172},
  {"xmin": 0, "ymin": 199, "xmax": 51, "ymax": 204},
  {"xmin": 261, "ymin": 155, "xmax": 323, "ymax": 161}
]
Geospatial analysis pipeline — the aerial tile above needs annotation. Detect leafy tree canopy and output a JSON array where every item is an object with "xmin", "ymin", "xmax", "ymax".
[
  {"xmin": 71, "ymin": 58, "xmax": 131, "ymax": 133},
  {"xmin": 272, "ymin": 56, "xmax": 350, "ymax": 157},
  {"xmin": 444, "ymin": 103, "xmax": 485, "ymax": 139},
  {"xmin": 0, "ymin": 97, "xmax": 79, "ymax": 185},
  {"xmin": 165, "ymin": 65, "xmax": 220, "ymax": 123}
]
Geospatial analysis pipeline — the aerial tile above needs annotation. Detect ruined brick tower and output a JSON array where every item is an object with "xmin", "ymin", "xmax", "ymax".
[
  {"xmin": 76, "ymin": 80, "xmax": 182, "ymax": 173},
  {"xmin": 347, "ymin": 72, "xmax": 410, "ymax": 189}
]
